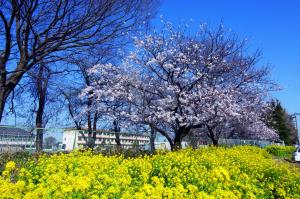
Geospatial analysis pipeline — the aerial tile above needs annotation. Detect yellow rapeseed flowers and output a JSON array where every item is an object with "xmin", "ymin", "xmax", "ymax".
[{"xmin": 0, "ymin": 146, "xmax": 300, "ymax": 198}]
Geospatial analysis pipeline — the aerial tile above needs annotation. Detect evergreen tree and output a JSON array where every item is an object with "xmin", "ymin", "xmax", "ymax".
[{"xmin": 266, "ymin": 100, "xmax": 297, "ymax": 145}]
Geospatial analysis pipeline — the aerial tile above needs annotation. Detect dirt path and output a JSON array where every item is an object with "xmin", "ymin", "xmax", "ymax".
[
  {"xmin": 283, "ymin": 158, "xmax": 300, "ymax": 170},
  {"xmin": 272, "ymin": 158, "xmax": 300, "ymax": 171}
]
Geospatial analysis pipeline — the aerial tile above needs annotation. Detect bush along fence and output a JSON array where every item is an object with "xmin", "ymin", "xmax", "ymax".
[
  {"xmin": 218, "ymin": 138, "xmax": 285, "ymax": 148},
  {"xmin": 265, "ymin": 145, "xmax": 296, "ymax": 159}
]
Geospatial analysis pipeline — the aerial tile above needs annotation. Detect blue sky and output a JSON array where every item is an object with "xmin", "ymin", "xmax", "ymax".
[{"xmin": 153, "ymin": 0, "xmax": 300, "ymax": 114}]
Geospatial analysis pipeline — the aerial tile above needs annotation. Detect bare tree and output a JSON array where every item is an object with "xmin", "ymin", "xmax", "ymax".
[
  {"xmin": 0, "ymin": 0, "xmax": 159, "ymax": 122},
  {"xmin": 32, "ymin": 63, "xmax": 51, "ymax": 151},
  {"xmin": 61, "ymin": 88, "xmax": 86, "ymax": 130},
  {"xmin": 27, "ymin": 62, "xmax": 69, "ymax": 151}
]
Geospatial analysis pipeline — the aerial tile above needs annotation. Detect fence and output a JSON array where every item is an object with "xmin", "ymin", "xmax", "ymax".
[
  {"xmin": 0, "ymin": 126, "xmax": 151, "ymax": 153},
  {"xmin": 186, "ymin": 136, "xmax": 285, "ymax": 148},
  {"xmin": 218, "ymin": 138, "xmax": 285, "ymax": 147},
  {"xmin": 0, "ymin": 126, "xmax": 62, "ymax": 153},
  {"xmin": 0, "ymin": 125, "xmax": 285, "ymax": 153}
]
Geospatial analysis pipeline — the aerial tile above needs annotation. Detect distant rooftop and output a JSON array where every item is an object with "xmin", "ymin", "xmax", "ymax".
[{"xmin": 0, "ymin": 126, "xmax": 32, "ymax": 137}]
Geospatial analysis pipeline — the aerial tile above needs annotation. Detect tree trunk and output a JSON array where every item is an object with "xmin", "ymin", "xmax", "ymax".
[
  {"xmin": 35, "ymin": 65, "xmax": 49, "ymax": 152},
  {"xmin": 171, "ymin": 134, "xmax": 182, "ymax": 151},
  {"xmin": 212, "ymin": 138, "xmax": 219, "ymax": 146},
  {"xmin": 91, "ymin": 111, "xmax": 98, "ymax": 148},
  {"xmin": 36, "ymin": 103, "xmax": 46, "ymax": 152},
  {"xmin": 150, "ymin": 127, "xmax": 156, "ymax": 153},
  {"xmin": 171, "ymin": 126, "xmax": 191, "ymax": 151},
  {"xmin": 35, "ymin": 118, "xmax": 44, "ymax": 152},
  {"xmin": 0, "ymin": 82, "xmax": 19, "ymax": 123},
  {"xmin": 0, "ymin": 62, "xmax": 27, "ymax": 123},
  {"xmin": 0, "ymin": 90, "xmax": 8, "ymax": 123},
  {"xmin": 206, "ymin": 124, "xmax": 219, "ymax": 146},
  {"xmin": 86, "ymin": 82, "xmax": 94, "ymax": 148},
  {"xmin": 148, "ymin": 123, "xmax": 175, "ymax": 151},
  {"xmin": 114, "ymin": 120, "xmax": 121, "ymax": 151},
  {"xmin": 86, "ymin": 104, "xmax": 94, "ymax": 148},
  {"xmin": 86, "ymin": 109, "xmax": 93, "ymax": 148}
]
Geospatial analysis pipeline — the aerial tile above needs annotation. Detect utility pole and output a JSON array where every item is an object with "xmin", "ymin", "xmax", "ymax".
[{"xmin": 292, "ymin": 113, "xmax": 300, "ymax": 144}]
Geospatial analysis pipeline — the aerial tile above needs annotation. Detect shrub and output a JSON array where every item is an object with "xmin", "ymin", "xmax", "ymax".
[
  {"xmin": 265, "ymin": 145, "xmax": 296, "ymax": 159},
  {"xmin": 0, "ymin": 151, "xmax": 32, "ymax": 174},
  {"xmin": 1, "ymin": 146, "xmax": 300, "ymax": 198}
]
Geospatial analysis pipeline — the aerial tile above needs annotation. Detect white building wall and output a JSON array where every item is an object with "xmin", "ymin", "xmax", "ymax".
[
  {"xmin": 62, "ymin": 130, "xmax": 78, "ymax": 151},
  {"xmin": 62, "ymin": 129, "xmax": 150, "ymax": 150},
  {"xmin": 155, "ymin": 141, "xmax": 171, "ymax": 150},
  {"xmin": 154, "ymin": 141, "xmax": 190, "ymax": 150}
]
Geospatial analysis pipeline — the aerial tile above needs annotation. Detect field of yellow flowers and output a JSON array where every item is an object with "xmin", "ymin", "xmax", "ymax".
[{"xmin": 1, "ymin": 146, "xmax": 300, "ymax": 199}]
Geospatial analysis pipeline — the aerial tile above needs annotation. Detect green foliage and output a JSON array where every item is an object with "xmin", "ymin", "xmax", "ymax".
[
  {"xmin": 265, "ymin": 145, "xmax": 296, "ymax": 158},
  {"xmin": 266, "ymin": 100, "xmax": 297, "ymax": 145},
  {"xmin": 0, "ymin": 151, "xmax": 32, "ymax": 174},
  {"xmin": 93, "ymin": 147, "xmax": 151, "ymax": 158}
]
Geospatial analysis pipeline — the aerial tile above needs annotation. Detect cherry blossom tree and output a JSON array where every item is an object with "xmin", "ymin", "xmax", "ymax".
[
  {"xmin": 234, "ymin": 121, "xmax": 279, "ymax": 141},
  {"xmin": 83, "ymin": 23, "xmax": 278, "ymax": 150}
]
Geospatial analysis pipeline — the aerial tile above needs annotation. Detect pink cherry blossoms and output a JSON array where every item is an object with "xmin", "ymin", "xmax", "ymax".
[{"xmin": 82, "ymin": 23, "xmax": 279, "ymax": 149}]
